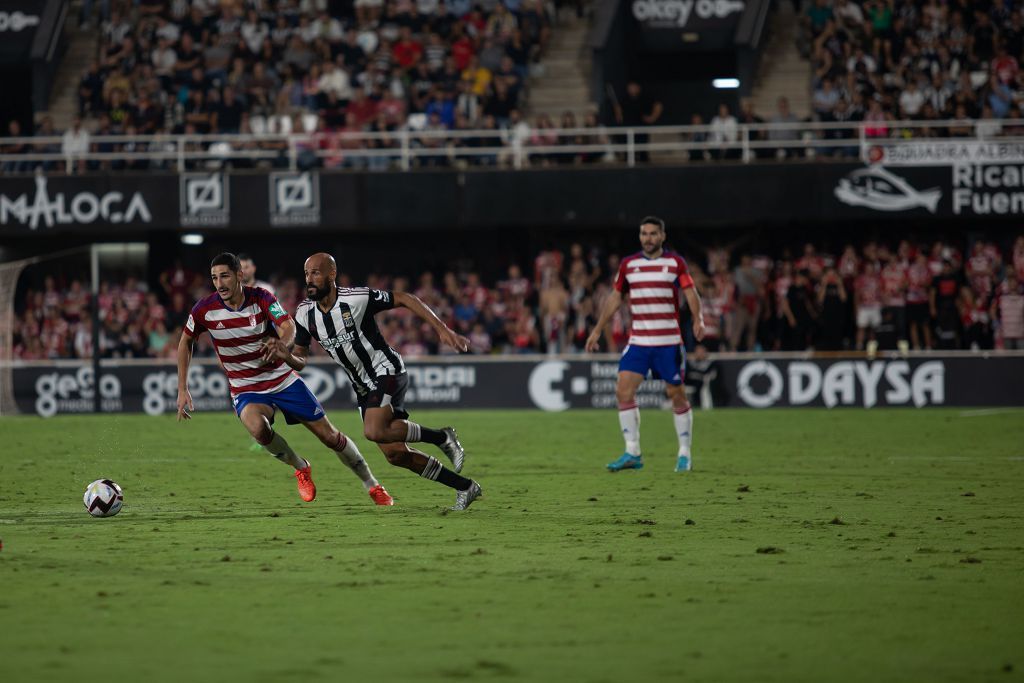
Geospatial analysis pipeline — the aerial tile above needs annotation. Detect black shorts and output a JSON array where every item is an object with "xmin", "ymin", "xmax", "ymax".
[
  {"xmin": 907, "ymin": 302, "xmax": 929, "ymax": 325},
  {"xmin": 357, "ymin": 373, "xmax": 410, "ymax": 421}
]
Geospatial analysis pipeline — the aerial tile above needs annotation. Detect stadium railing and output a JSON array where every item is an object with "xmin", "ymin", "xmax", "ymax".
[{"xmin": 1, "ymin": 118, "xmax": 1019, "ymax": 172}]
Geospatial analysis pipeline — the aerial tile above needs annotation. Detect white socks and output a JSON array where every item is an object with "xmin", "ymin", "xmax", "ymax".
[
  {"xmin": 674, "ymin": 406, "xmax": 693, "ymax": 458},
  {"xmin": 333, "ymin": 432, "xmax": 378, "ymax": 491},
  {"xmin": 264, "ymin": 431, "xmax": 308, "ymax": 470},
  {"xmin": 618, "ymin": 402, "xmax": 641, "ymax": 456}
]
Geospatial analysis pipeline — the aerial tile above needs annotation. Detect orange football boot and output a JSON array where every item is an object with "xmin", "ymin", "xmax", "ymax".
[
  {"xmin": 368, "ymin": 484, "xmax": 394, "ymax": 506},
  {"xmin": 295, "ymin": 465, "xmax": 317, "ymax": 502}
]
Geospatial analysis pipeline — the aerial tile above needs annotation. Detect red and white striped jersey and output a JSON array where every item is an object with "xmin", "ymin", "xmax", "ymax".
[
  {"xmin": 183, "ymin": 286, "xmax": 296, "ymax": 396},
  {"xmin": 614, "ymin": 251, "xmax": 695, "ymax": 347}
]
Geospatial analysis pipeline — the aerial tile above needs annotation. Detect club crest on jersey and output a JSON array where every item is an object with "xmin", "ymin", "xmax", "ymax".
[
  {"xmin": 341, "ymin": 310, "xmax": 356, "ymax": 331},
  {"xmin": 249, "ymin": 314, "xmax": 257, "ymax": 327}
]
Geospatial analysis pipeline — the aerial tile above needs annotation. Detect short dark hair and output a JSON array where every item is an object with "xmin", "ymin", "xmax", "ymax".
[
  {"xmin": 236, "ymin": 252, "xmax": 253, "ymax": 263},
  {"xmin": 640, "ymin": 216, "xmax": 666, "ymax": 231},
  {"xmin": 210, "ymin": 252, "xmax": 241, "ymax": 272}
]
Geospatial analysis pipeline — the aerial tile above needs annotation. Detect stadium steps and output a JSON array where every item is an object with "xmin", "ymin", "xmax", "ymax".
[
  {"xmin": 526, "ymin": 16, "xmax": 595, "ymax": 121},
  {"xmin": 40, "ymin": 11, "xmax": 99, "ymax": 131},
  {"xmin": 749, "ymin": 1, "xmax": 811, "ymax": 120}
]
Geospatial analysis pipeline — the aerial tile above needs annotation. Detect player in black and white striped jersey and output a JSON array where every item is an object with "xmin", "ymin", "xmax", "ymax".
[{"xmin": 263, "ymin": 252, "xmax": 483, "ymax": 511}]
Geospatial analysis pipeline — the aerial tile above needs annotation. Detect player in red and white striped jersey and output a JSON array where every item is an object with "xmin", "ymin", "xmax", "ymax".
[
  {"xmin": 585, "ymin": 216, "xmax": 705, "ymax": 473},
  {"xmin": 176, "ymin": 252, "xmax": 393, "ymax": 506}
]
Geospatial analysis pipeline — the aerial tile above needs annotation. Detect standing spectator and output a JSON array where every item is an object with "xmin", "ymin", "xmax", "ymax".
[
  {"xmin": 930, "ymin": 260, "xmax": 963, "ymax": 349},
  {"xmin": 612, "ymin": 81, "xmax": 663, "ymax": 163},
  {"xmin": 61, "ymin": 118, "xmax": 90, "ymax": 173},
  {"xmin": 780, "ymin": 270, "xmax": 817, "ymax": 350},
  {"xmin": 906, "ymin": 251, "xmax": 933, "ymax": 349},
  {"xmin": 768, "ymin": 96, "xmax": 802, "ymax": 158},
  {"xmin": 816, "ymin": 267, "xmax": 848, "ymax": 350},
  {"xmin": 737, "ymin": 99, "xmax": 766, "ymax": 160},
  {"xmin": 991, "ymin": 271, "xmax": 1024, "ymax": 349},
  {"xmin": 710, "ymin": 103, "xmax": 739, "ymax": 160},
  {"xmin": 959, "ymin": 287, "xmax": 992, "ymax": 350},
  {"xmin": 539, "ymin": 277, "xmax": 569, "ymax": 353},
  {"xmin": 701, "ymin": 281, "xmax": 724, "ymax": 351},
  {"xmin": 812, "ymin": 77, "xmax": 840, "ymax": 118},
  {"xmin": 899, "ymin": 78, "xmax": 927, "ymax": 118},
  {"xmin": 880, "ymin": 253, "xmax": 909, "ymax": 351},
  {"xmin": 731, "ymin": 254, "xmax": 762, "ymax": 351},
  {"xmin": 2, "ymin": 120, "xmax": 29, "ymax": 174},
  {"xmin": 966, "ymin": 240, "xmax": 996, "ymax": 300},
  {"xmin": 685, "ymin": 113, "xmax": 709, "ymax": 162},
  {"xmin": 855, "ymin": 261, "xmax": 883, "ymax": 351}
]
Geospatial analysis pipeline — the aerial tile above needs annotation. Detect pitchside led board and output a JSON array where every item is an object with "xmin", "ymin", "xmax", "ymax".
[{"xmin": 10, "ymin": 355, "xmax": 1024, "ymax": 417}]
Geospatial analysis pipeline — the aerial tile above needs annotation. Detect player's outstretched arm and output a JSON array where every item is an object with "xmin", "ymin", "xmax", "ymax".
[
  {"xmin": 176, "ymin": 332, "xmax": 194, "ymax": 421},
  {"xmin": 394, "ymin": 291, "xmax": 469, "ymax": 352},
  {"xmin": 684, "ymin": 285, "xmax": 706, "ymax": 342},
  {"xmin": 585, "ymin": 289, "xmax": 622, "ymax": 352}
]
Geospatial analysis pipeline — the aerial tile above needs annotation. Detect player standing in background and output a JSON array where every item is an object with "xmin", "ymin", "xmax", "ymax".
[
  {"xmin": 238, "ymin": 253, "xmax": 276, "ymax": 297},
  {"xmin": 264, "ymin": 253, "xmax": 483, "ymax": 511},
  {"xmin": 585, "ymin": 216, "xmax": 705, "ymax": 473},
  {"xmin": 176, "ymin": 252, "xmax": 393, "ymax": 506}
]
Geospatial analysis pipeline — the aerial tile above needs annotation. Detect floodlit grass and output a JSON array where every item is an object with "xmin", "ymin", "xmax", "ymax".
[{"xmin": 1, "ymin": 408, "xmax": 1022, "ymax": 682}]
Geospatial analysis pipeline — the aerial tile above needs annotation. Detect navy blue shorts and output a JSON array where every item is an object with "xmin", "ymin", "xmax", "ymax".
[
  {"xmin": 618, "ymin": 344, "xmax": 686, "ymax": 385},
  {"xmin": 232, "ymin": 378, "xmax": 325, "ymax": 425}
]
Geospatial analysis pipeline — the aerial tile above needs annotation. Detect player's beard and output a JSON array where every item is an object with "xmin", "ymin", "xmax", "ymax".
[{"xmin": 308, "ymin": 284, "xmax": 332, "ymax": 301}]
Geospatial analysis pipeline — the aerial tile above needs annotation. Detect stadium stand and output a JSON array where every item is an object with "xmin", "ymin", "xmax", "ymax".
[
  {"xmin": 12, "ymin": 235, "xmax": 1024, "ymax": 359},
  {"xmin": 801, "ymin": 0, "xmax": 1024, "ymax": 133},
  {"xmin": 67, "ymin": 0, "xmax": 560, "ymax": 165}
]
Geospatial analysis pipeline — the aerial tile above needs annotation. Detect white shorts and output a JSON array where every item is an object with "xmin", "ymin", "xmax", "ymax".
[{"xmin": 857, "ymin": 306, "xmax": 882, "ymax": 329}]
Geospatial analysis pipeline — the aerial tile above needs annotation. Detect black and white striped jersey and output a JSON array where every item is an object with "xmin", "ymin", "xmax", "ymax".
[{"xmin": 294, "ymin": 287, "xmax": 406, "ymax": 396}]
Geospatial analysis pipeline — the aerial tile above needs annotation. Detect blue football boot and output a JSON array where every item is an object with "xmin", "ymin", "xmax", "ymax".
[{"xmin": 607, "ymin": 453, "xmax": 644, "ymax": 472}]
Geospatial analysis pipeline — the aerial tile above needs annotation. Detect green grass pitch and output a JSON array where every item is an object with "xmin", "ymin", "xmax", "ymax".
[{"xmin": 1, "ymin": 408, "xmax": 1022, "ymax": 682}]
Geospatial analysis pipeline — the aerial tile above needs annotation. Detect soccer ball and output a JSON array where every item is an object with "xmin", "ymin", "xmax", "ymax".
[{"xmin": 84, "ymin": 479, "xmax": 124, "ymax": 518}]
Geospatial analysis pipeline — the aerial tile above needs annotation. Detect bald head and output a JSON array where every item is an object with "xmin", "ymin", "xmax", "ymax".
[
  {"xmin": 304, "ymin": 252, "xmax": 338, "ymax": 302},
  {"xmin": 305, "ymin": 252, "xmax": 337, "ymax": 275}
]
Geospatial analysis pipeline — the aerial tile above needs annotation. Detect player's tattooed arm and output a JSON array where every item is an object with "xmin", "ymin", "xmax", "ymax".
[
  {"xmin": 585, "ymin": 289, "xmax": 622, "ymax": 352},
  {"xmin": 393, "ymin": 291, "xmax": 470, "ymax": 352},
  {"xmin": 683, "ymin": 285, "xmax": 706, "ymax": 341}
]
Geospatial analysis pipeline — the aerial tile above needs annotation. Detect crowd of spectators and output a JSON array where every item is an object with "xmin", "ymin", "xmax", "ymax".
[
  {"xmin": 1, "ymin": 0, "xmax": 628, "ymax": 172},
  {"xmin": 677, "ymin": 0, "xmax": 1024, "ymax": 163},
  {"xmin": 801, "ymin": 0, "xmax": 1024, "ymax": 144},
  {"xmin": 11, "ymin": 234, "xmax": 1024, "ymax": 361}
]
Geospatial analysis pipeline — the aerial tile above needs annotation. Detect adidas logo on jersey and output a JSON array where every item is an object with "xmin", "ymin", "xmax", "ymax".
[{"xmin": 216, "ymin": 322, "xmax": 226, "ymax": 329}]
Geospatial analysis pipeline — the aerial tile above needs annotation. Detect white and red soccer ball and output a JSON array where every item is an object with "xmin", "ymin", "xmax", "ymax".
[{"xmin": 84, "ymin": 479, "xmax": 123, "ymax": 518}]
